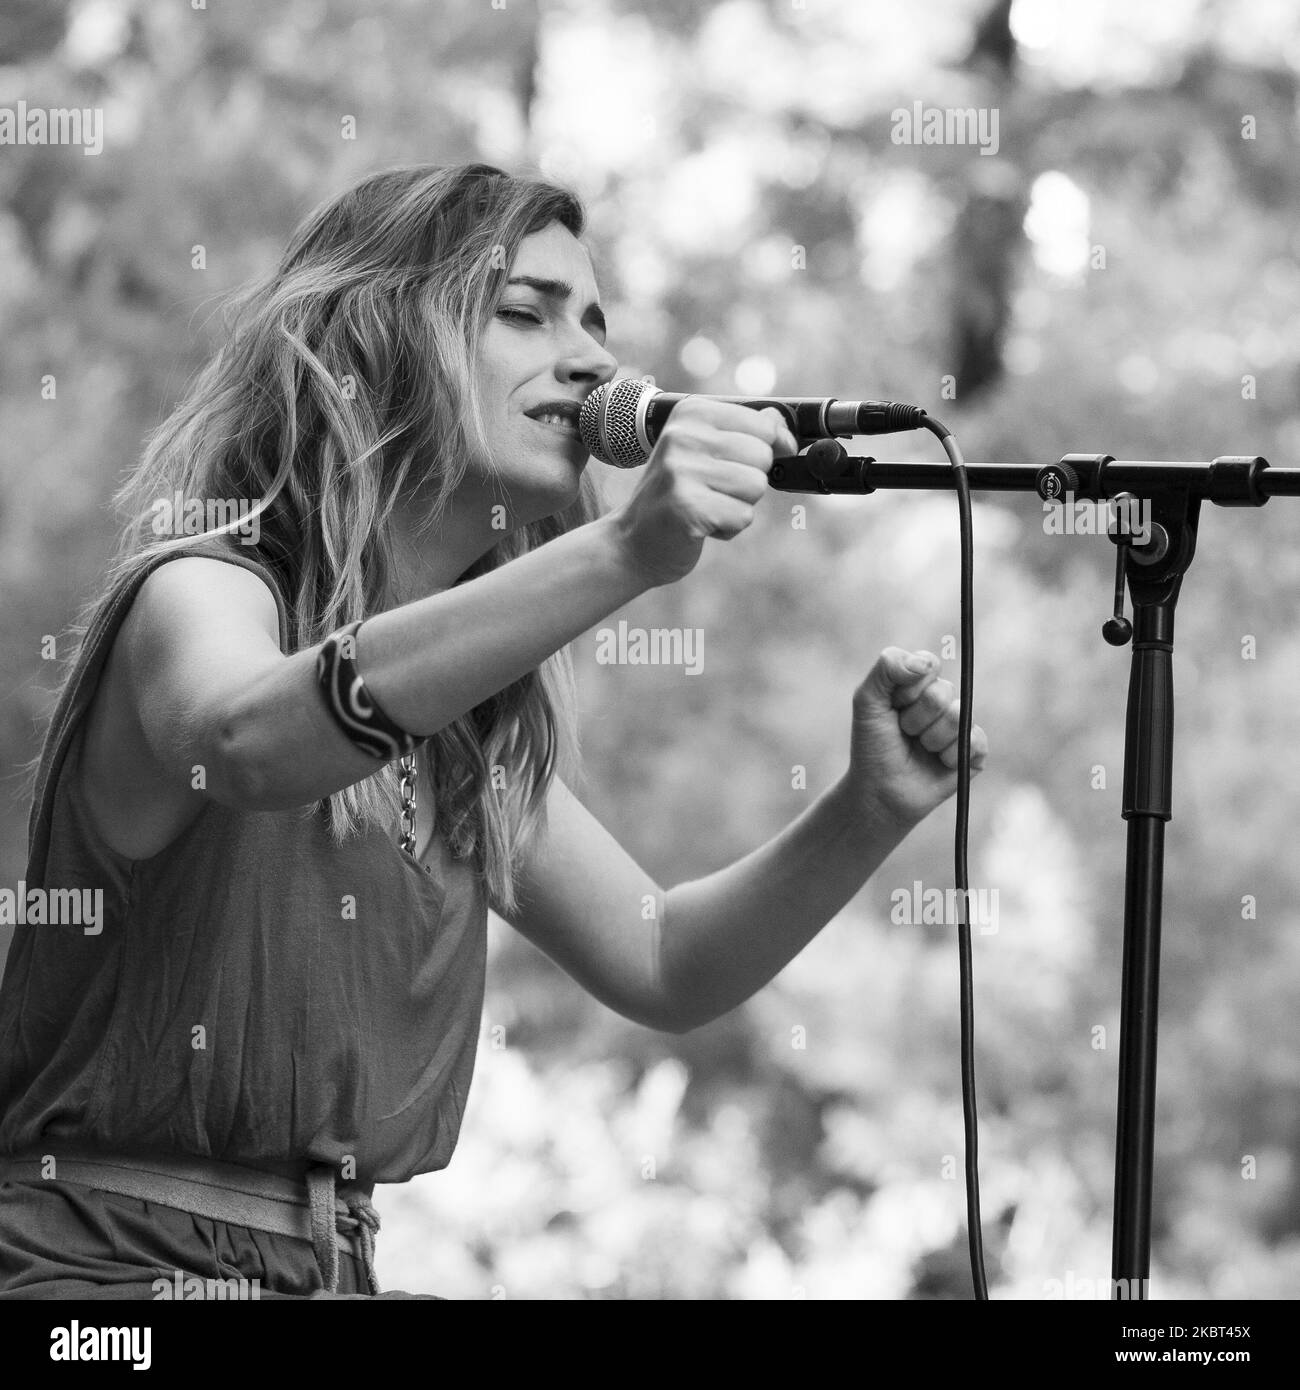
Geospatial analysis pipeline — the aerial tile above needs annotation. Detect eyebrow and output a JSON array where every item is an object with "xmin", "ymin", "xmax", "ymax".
[{"xmin": 505, "ymin": 275, "xmax": 607, "ymax": 336}]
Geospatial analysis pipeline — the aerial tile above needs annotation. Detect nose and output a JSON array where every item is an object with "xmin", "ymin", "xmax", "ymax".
[{"xmin": 555, "ymin": 325, "xmax": 617, "ymax": 389}]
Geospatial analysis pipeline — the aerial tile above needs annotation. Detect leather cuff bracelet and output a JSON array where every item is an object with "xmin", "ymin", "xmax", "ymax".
[{"xmin": 315, "ymin": 619, "xmax": 423, "ymax": 760}]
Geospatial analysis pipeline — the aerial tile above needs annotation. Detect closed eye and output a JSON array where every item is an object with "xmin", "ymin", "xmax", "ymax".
[{"xmin": 497, "ymin": 306, "xmax": 544, "ymax": 326}]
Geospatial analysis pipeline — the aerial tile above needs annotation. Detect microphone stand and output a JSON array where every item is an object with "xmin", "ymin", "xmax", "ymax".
[{"xmin": 770, "ymin": 443, "xmax": 1298, "ymax": 1299}]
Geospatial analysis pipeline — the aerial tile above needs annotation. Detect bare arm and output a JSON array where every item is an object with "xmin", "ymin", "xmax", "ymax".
[
  {"xmin": 121, "ymin": 513, "xmax": 647, "ymax": 814},
  {"xmin": 504, "ymin": 776, "xmax": 669, "ymax": 1029},
  {"xmin": 504, "ymin": 775, "xmax": 914, "ymax": 1034},
  {"xmin": 504, "ymin": 650, "xmax": 984, "ymax": 1033},
  {"xmin": 657, "ymin": 781, "xmax": 912, "ymax": 1029}
]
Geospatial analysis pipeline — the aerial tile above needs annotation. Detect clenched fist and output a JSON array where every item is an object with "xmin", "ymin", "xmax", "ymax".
[{"xmin": 845, "ymin": 647, "xmax": 989, "ymax": 830}]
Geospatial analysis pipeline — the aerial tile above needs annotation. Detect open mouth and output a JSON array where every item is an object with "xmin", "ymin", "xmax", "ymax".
[
  {"xmin": 528, "ymin": 411, "xmax": 578, "ymax": 433},
  {"xmin": 525, "ymin": 401, "xmax": 583, "ymax": 437}
]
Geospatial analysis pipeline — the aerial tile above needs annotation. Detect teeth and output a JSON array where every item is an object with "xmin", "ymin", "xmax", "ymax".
[{"xmin": 535, "ymin": 412, "xmax": 573, "ymax": 427}]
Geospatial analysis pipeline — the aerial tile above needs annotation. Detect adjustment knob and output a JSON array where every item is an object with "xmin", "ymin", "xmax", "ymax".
[
  {"xmin": 1036, "ymin": 462, "xmax": 1079, "ymax": 503},
  {"xmin": 1103, "ymin": 615, "xmax": 1133, "ymax": 646},
  {"xmin": 1103, "ymin": 529, "xmax": 1134, "ymax": 646},
  {"xmin": 804, "ymin": 437, "xmax": 848, "ymax": 482}
]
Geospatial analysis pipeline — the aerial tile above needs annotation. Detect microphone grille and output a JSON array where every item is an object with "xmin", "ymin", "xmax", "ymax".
[{"xmin": 579, "ymin": 378, "xmax": 657, "ymax": 467}]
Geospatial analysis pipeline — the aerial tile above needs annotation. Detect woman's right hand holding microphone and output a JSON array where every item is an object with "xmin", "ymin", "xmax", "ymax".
[{"xmin": 607, "ymin": 399, "xmax": 798, "ymax": 588}]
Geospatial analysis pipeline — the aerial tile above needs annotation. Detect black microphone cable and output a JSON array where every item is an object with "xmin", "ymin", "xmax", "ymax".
[
  {"xmin": 922, "ymin": 412, "xmax": 988, "ymax": 1301},
  {"xmin": 855, "ymin": 403, "xmax": 987, "ymax": 1298}
]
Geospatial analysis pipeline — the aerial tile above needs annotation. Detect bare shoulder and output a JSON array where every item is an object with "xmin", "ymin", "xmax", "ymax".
[
  {"xmin": 77, "ymin": 554, "xmax": 283, "ymax": 859},
  {"xmin": 121, "ymin": 555, "xmax": 281, "ymax": 665}
]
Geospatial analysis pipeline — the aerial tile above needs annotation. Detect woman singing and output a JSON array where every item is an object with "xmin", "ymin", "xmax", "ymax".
[{"xmin": 0, "ymin": 162, "xmax": 987, "ymax": 1299}]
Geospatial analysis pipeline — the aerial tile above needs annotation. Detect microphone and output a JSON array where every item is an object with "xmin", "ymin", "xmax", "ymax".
[{"xmin": 579, "ymin": 377, "xmax": 929, "ymax": 468}]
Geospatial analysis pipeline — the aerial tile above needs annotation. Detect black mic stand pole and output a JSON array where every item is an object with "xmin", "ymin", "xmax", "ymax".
[{"xmin": 770, "ymin": 442, "xmax": 1294, "ymax": 1298}]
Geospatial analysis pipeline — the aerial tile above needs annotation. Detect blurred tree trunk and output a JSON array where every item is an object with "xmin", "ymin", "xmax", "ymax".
[{"xmin": 949, "ymin": 0, "xmax": 1026, "ymax": 399}]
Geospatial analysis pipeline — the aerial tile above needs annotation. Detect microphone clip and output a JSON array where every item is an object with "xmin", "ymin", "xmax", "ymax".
[{"xmin": 769, "ymin": 439, "xmax": 877, "ymax": 495}]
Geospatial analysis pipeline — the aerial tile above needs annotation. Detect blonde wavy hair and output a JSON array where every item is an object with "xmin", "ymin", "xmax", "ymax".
[{"xmin": 83, "ymin": 162, "xmax": 604, "ymax": 915}]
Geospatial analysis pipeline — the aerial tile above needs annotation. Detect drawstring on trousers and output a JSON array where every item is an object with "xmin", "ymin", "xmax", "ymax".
[{"xmin": 307, "ymin": 1163, "xmax": 382, "ymax": 1295}]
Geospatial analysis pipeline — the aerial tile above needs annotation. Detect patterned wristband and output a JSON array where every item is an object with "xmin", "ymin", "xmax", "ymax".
[{"xmin": 316, "ymin": 619, "xmax": 422, "ymax": 760}]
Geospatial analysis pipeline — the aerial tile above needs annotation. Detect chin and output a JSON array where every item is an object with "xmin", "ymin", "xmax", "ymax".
[{"xmin": 509, "ymin": 470, "xmax": 585, "ymax": 526}]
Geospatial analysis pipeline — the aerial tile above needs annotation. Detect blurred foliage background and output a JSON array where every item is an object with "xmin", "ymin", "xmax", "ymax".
[{"xmin": 3, "ymin": 0, "xmax": 1300, "ymax": 1298}]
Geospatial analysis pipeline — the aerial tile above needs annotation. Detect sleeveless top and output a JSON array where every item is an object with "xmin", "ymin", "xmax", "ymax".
[{"xmin": 0, "ymin": 539, "xmax": 489, "ymax": 1185}]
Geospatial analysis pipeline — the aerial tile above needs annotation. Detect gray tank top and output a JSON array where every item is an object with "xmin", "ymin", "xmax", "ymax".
[{"xmin": 0, "ymin": 539, "xmax": 488, "ymax": 1183}]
